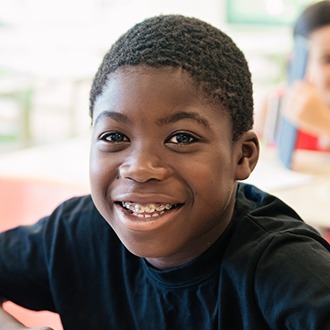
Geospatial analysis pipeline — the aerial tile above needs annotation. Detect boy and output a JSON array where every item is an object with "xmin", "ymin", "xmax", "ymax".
[{"xmin": 0, "ymin": 15, "xmax": 329, "ymax": 329}]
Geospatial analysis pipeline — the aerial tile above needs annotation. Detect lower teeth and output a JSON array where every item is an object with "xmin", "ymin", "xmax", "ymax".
[{"xmin": 132, "ymin": 211, "xmax": 165, "ymax": 218}]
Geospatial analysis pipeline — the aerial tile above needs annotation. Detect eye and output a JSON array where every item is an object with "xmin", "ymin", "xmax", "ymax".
[
  {"xmin": 99, "ymin": 132, "xmax": 129, "ymax": 143},
  {"xmin": 320, "ymin": 55, "xmax": 330, "ymax": 65},
  {"xmin": 167, "ymin": 132, "xmax": 198, "ymax": 145}
]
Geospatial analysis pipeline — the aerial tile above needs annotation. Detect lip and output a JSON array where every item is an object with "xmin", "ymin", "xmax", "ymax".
[
  {"xmin": 114, "ymin": 204, "xmax": 183, "ymax": 232},
  {"xmin": 114, "ymin": 192, "xmax": 182, "ymax": 205},
  {"xmin": 113, "ymin": 193, "xmax": 184, "ymax": 232}
]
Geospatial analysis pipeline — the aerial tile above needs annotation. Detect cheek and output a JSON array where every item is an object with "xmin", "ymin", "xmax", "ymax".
[
  {"xmin": 187, "ymin": 158, "xmax": 235, "ymax": 203},
  {"xmin": 307, "ymin": 59, "xmax": 330, "ymax": 87},
  {"xmin": 89, "ymin": 151, "xmax": 117, "ymax": 195},
  {"xmin": 315, "ymin": 68, "xmax": 330, "ymax": 97},
  {"xmin": 307, "ymin": 62, "xmax": 320, "ymax": 83},
  {"xmin": 324, "ymin": 67, "xmax": 330, "ymax": 85},
  {"xmin": 89, "ymin": 151, "xmax": 103, "ymax": 187},
  {"xmin": 89, "ymin": 153, "xmax": 120, "ymax": 225}
]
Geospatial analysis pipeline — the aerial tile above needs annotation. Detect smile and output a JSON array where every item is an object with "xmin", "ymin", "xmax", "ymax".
[{"xmin": 121, "ymin": 202, "xmax": 178, "ymax": 218}]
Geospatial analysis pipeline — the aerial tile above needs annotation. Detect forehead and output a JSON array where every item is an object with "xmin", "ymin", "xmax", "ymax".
[
  {"xmin": 107, "ymin": 66, "xmax": 200, "ymax": 96},
  {"xmin": 94, "ymin": 66, "xmax": 224, "ymax": 116},
  {"xmin": 93, "ymin": 66, "xmax": 232, "ymax": 133}
]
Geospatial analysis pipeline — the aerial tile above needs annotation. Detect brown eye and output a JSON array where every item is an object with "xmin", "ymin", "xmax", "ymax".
[
  {"xmin": 100, "ymin": 132, "xmax": 129, "ymax": 143},
  {"xmin": 320, "ymin": 55, "xmax": 330, "ymax": 65},
  {"xmin": 168, "ymin": 132, "xmax": 197, "ymax": 145}
]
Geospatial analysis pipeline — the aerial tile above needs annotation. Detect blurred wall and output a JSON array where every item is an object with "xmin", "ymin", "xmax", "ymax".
[{"xmin": 0, "ymin": 0, "xmax": 310, "ymax": 150}]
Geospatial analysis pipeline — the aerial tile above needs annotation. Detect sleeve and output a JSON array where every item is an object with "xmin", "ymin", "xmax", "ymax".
[
  {"xmin": 0, "ymin": 217, "xmax": 56, "ymax": 311},
  {"xmin": 255, "ymin": 231, "xmax": 330, "ymax": 330}
]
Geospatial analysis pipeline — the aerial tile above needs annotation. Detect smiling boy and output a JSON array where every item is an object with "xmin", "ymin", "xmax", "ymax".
[
  {"xmin": 0, "ymin": 15, "xmax": 330, "ymax": 329},
  {"xmin": 90, "ymin": 66, "xmax": 256, "ymax": 269}
]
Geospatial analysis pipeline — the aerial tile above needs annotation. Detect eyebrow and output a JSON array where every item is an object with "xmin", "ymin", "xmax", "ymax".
[
  {"xmin": 156, "ymin": 111, "xmax": 210, "ymax": 128},
  {"xmin": 93, "ymin": 110, "xmax": 210, "ymax": 128},
  {"xmin": 94, "ymin": 111, "xmax": 131, "ymax": 126}
]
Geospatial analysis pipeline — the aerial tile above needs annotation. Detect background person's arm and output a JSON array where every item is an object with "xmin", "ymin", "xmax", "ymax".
[
  {"xmin": 283, "ymin": 81, "xmax": 330, "ymax": 137},
  {"xmin": 0, "ymin": 304, "xmax": 26, "ymax": 330},
  {"xmin": 0, "ymin": 300, "xmax": 53, "ymax": 330}
]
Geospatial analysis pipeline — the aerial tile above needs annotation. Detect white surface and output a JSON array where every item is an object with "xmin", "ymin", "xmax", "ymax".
[
  {"xmin": 0, "ymin": 136, "xmax": 90, "ymax": 190},
  {"xmin": 244, "ymin": 146, "xmax": 330, "ymax": 229},
  {"xmin": 244, "ymin": 158, "xmax": 312, "ymax": 192}
]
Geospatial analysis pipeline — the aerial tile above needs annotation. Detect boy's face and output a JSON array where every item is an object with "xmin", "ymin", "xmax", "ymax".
[
  {"xmin": 307, "ymin": 25, "xmax": 330, "ymax": 105},
  {"xmin": 90, "ymin": 66, "xmax": 258, "ymax": 269}
]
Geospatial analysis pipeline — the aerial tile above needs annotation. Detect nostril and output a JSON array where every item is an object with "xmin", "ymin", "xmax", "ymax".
[
  {"xmin": 119, "ymin": 160, "xmax": 170, "ymax": 183},
  {"xmin": 124, "ymin": 175, "xmax": 162, "ymax": 183}
]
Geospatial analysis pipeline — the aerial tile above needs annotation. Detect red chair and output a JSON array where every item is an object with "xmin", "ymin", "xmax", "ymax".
[{"xmin": 0, "ymin": 176, "xmax": 88, "ymax": 329}]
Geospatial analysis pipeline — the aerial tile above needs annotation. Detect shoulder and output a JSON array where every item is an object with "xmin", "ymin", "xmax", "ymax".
[
  {"xmin": 223, "ymin": 184, "xmax": 330, "ymax": 326},
  {"xmin": 230, "ymin": 182, "xmax": 329, "ymax": 260},
  {"xmin": 225, "ymin": 183, "xmax": 330, "ymax": 286},
  {"xmin": 43, "ymin": 195, "xmax": 111, "ymax": 238},
  {"xmin": 50, "ymin": 194, "xmax": 97, "ymax": 217},
  {"xmin": 235, "ymin": 182, "xmax": 312, "ymax": 227},
  {"xmin": 0, "ymin": 195, "xmax": 111, "ymax": 244},
  {"xmin": 44, "ymin": 194, "xmax": 103, "ymax": 223}
]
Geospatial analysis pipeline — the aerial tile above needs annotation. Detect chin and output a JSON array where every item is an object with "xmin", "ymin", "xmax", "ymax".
[{"xmin": 120, "ymin": 236, "xmax": 172, "ymax": 259}]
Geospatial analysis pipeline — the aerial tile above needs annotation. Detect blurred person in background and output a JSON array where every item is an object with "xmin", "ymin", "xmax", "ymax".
[{"xmin": 256, "ymin": 0, "xmax": 330, "ymax": 151}]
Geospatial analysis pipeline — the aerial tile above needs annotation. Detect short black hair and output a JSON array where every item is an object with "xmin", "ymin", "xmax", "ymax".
[
  {"xmin": 294, "ymin": 1, "xmax": 330, "ymax": 38},
  {"xmin": 90, "ymin": 15, "xmax": 253, "ymax": 140}
]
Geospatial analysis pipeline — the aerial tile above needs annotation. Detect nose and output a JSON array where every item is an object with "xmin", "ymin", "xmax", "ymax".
[{"xmin": 119, "ymin": 147, "xmax": 171, "ymax": 183}]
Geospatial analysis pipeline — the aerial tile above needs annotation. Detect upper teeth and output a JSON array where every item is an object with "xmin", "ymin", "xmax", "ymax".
[{"xmin": 122, "ymin": 202, "xmax": 173, "ymax": 214}]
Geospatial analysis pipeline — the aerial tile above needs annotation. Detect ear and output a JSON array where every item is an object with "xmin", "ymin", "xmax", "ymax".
[{"xmin": 234, "ymin": 130, "xmax": 259, "ymax": 181}]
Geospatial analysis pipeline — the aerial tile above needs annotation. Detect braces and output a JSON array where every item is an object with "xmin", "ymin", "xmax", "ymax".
[{"xmin": 122, "ymin": 202, "xmax": 173, "ymax": 214}]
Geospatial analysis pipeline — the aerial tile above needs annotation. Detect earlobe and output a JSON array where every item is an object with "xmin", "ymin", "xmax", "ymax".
[{"xmin": 234, "ymin": 130, "xmax": 259, "ymax": 181}]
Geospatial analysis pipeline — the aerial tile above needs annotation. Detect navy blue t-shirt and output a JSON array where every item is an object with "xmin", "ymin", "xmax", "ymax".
[{"xmin": 0, "ymin": 183, "xmax": 330, "ymax": 329}]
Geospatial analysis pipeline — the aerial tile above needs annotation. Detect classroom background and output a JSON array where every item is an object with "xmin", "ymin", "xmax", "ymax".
[
  {"xmin": 0, "ymin": 0, "xmax": 317, "ymax": 151},
  {"xmin": 1, "ymin": 1, "xmax": 329, "ymax": 327},
  {"xmin": 1, "ymin": 0, "xmax": 329, "ymax": 232}
]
